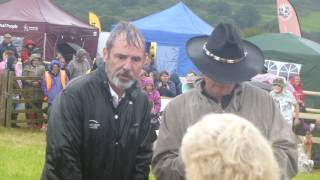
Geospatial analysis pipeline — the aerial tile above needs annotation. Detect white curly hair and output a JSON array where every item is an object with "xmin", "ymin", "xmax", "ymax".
[{"xmin": 181, "ymin": 113, "xmax": 280, "ymax": 180}]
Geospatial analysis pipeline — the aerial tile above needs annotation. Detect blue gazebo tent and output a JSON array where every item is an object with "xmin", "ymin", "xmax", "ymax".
[{"xmin": 132, "ymin": 2, "xmax": 213, "ymax": 75}]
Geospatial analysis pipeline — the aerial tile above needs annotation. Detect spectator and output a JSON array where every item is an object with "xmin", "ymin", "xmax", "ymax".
[
  {"xmin": 141, "ymin": 76, "xmax": 161, "ymax": 113},
  {"xmin": 181, "ymin": 113, "xmax": 280, "ymax": 180},
  {"xmin": 150, "ymin": 70, "xmax": 160, "ymax": 86},
  {"xmin": 68, "ymin": 48, "xmax": 91, "ymax": 79},
  {"xmin": 6, "ymin": 56, "xmax": 20, "ymax": 127},
  {"xmin": 20, "ymin": 39, "xmax": 36, "ymax": 64},
  {"xmin": 143, "ymin": 56, "xmax": 157, "ymax": 72},
  {"xmin": 6, "ymin": 56, "xmax": 17, "ymax": 71},
  {"xmin": 41, "ymin": 60, "xmax": 68, "ymax": 107},
  {"xmin": 0, "ymin": 33, "xmax": 18, "ymax": 61},
  {"xmin": 290, "ymin": 74, "xmax": 305, "ymax": 112},
  {"xmin": 157, "ymin": 70, "xmax": 176, "ymax": 97},
  {"xmin": 57, "ymin": 54, "xmax": 70, "ymax": 79},
  {"xmin": 23, "ymin": 53, "xmax": 45, "ymax": 127},
  {"xmin": 311, "ymin": 119, "xmax": 320, "ymax": 169},
  {"xmin": 0, "ymin": 50, "xmax": 15, "ymax": 70},
  {"xmin": 270, "ymin": 77, "xmax": 300, "ymax": 126},
  {"xmin": 182, "ymin": 72, "xmax": 198, "ymax": 93},
  {"xmin": 170, "ymin": 73, "xmax": 182, "ymax": 95}
]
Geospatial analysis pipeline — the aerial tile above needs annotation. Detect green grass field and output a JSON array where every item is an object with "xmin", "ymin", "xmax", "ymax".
[{"xmin": 0, "ymin": 126, "xmax": 319, "ymax": 180}]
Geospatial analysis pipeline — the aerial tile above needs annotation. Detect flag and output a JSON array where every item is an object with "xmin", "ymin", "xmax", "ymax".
[
  {"xmin": 89, "ymin": 11, "xmax": 101, "ymax": 32},
  {"xmin": 276, "ymin": 0, "xmax": 301, "ymax": 36}
]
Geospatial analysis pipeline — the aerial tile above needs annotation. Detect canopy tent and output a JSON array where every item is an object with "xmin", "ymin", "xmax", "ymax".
[
  {"xmin": 132, "ymin": 2, "xmax": 213, "ymax": 76},
  {"xmin": 247, "ymin": 33, "xmax": 320, "ymax": 107},
  {"xmin": 0, "ymin": 0, "xmax": 99, "ymax": 61}
]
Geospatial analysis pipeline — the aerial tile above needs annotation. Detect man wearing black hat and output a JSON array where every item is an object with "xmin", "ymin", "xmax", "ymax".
[{"xmin": 152, "ymin": 23, "xmax": 297, "ymax": 180}]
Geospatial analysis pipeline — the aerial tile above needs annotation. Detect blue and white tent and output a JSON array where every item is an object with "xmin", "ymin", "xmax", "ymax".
[{"xmin": 132, "ymin": 2, "xmax": 213, "ymax": 75}]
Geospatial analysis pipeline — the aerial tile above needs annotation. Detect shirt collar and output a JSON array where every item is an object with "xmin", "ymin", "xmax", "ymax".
[{"xmin": 108, "ymin": 83, "xmax": 125, "ymax": 107}]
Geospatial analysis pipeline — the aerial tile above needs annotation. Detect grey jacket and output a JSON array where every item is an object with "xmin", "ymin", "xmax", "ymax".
[
  {"xmin": 68, "ymin": 58, "xmax": 91, "ymax": 80},
  {"xmin": 152, "ymin": 81, "xmax": 298, "ymax": 180}
]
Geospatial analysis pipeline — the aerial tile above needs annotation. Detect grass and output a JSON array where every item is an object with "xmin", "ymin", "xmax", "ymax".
[
  {"xmin": 0, "ymin": 126, "xmax": 46, "ymax": 180},
  {"xmin": 0, "ymin": 126, "xmax": 320, "ymax": 180}
]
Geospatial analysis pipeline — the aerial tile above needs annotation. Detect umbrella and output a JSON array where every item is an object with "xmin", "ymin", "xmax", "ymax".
[
  {"xmin": 57, "ymin": 42, "xmax": 83, "ymax": 63},
  {"xmin": 247, "ymin": 33, "xmax": 320, "ymax": 107},
  {"xmin": 66, "ymin": 42, "xmax": 82, "ymax": 52}
]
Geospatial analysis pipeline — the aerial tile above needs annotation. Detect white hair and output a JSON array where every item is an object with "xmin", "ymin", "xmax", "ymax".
[{"xmin": 181, "ymin": 113, "xmax": 280, "ymax": 180}]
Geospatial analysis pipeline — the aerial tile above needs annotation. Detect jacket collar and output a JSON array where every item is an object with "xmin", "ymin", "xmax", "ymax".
[{"xmin": 195, "ymin": 79, "xmax": 243, "ymax": 111}]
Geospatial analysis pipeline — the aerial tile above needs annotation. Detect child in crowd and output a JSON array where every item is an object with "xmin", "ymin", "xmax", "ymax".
[{"xmin": 141, "ymin": 76, "xmax": 161, "ymax": 113}]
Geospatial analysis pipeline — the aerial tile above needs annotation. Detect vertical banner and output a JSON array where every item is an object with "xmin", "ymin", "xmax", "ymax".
[
  {"xmin": 276, "ymin": 0, "xmax": 301, "ymax": 37},
  {"xmin": 89, "ymin": 11, "xmax": 102, "ymax": 32}
]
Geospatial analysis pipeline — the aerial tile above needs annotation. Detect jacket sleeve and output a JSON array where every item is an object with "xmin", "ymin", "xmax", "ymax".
[
  {"xmin": 42, "ymin": 89, "xmax": 83, "ymax": 180},
  {"xmin": 132, "ymin": 98, "xmax": 155, "ymax": 180},
  {"xmin": 268, "ymin": 97, "xmax": 298, "ymax": 179},
  {"xmin": 152, "ymin": 101, "xmax": 185, "ymax": 180}
]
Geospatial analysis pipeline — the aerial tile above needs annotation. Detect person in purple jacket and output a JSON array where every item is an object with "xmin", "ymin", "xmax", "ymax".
[{"xmin": 41, "ymin": 60, "xmax": 69, "ymax": 107}]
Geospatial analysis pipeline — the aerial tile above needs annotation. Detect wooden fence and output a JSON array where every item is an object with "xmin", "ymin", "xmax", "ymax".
[
  {"xmin": 0, "ymin": 70, "xmax": 8, "ymax": 126},
  {"xmin": 300, "ymin": 90, "xmax": 320, "ymax": 122},
  {"xmin": 0, "ymin": 70, "xmax": 47, "ymax": 128}
]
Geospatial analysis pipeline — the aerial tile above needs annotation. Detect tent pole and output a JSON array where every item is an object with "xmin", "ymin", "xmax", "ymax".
[{"xmin": 43, "ymin": 33, "xmax": 47, "ymax": 60}]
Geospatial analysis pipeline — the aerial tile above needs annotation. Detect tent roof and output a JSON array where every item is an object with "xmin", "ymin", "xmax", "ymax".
[
  {"xmin": 247, "ymin": 33, "xmax": 320, "ymax": 56},
  {"xmin": 132, "ymin": 2, "xmax": 213, "ymax": 35},
  {"xmin": 0, "ymin": 0, "xmax": 94, "ymax": 29}
]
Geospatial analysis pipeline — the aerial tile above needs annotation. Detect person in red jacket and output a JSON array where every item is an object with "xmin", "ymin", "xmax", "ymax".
[
  {"xmin": 290, "ymin": 74, "xmax": 305, "ymax": 112},
  {"xmin": 20, "ymin": 39, "xmax": 36, "ymax": 63}
]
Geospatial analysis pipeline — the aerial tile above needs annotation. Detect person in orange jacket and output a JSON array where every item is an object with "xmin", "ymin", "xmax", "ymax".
[{"xmin": 41, "ymin": 60, "xmax": 68, "ymax": 107}]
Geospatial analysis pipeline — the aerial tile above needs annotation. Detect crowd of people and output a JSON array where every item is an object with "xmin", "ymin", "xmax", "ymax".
[
  {"xmin": 1, "ymin": 21, "xmax": 320, "ymax": 180},
  {"xmin": 0, "ymin": 33, "xmax": 95, "ymax": 127}
]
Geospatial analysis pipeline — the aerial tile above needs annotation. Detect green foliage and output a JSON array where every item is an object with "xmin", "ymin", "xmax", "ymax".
[
  {"xmin": 0, "ymin": 0, "xmax": 319, "ymax": 41},
  {"xmin": 49, "ymin": 0, "xmax": 319, "ymax": 34},
  {"xmin": 233, "ymin": 4, "xmax": 261, "ymax": 28}
]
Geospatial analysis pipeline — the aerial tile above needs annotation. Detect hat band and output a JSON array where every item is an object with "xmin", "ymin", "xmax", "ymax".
[{"xmin": 202, "ymin": 43, "xmax": 247, "ymax": 64}]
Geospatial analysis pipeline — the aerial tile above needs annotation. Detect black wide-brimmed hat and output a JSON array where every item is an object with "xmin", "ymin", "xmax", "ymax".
[{"xmin": 187, "ymin": 23, "xmax": 264, "ymax": 84}]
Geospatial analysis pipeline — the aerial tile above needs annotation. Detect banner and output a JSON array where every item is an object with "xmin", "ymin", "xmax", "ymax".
[
  {"xmin": 89, "ymin": 11, "xmax": 102, "ymax": 32},
  {"xmin": 276, "ymin": 0, "xmax": 301, "ymax": 36}
]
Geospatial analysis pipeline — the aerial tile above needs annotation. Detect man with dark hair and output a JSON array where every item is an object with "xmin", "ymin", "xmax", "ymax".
[
  {"xmin": 42, "ymin": 22, "xmax": 155, "ymax": 180},
  {"xmin": 0, "ymin": 33, "xmax": 18, "ymax": 61},
  {"xmin": 152, "ymin": 23, "xmax": 297, "ymax": 180}
]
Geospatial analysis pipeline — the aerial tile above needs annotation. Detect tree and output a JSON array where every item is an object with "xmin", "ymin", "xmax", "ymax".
[
  {"xmin": 232, "ymin": 4, "xmax": 261, "ymax": 28},
  {"xmin": 211, "ymin": 1, "xmax": 232, "ymax": 17}
]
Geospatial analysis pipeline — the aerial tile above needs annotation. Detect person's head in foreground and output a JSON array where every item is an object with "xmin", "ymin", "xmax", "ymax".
[
  {"xmin": 103, "ymin": 22, "xmax": 145, "ymax": 94},
  {"xmin": 181, "ymin": 113, "xmax": 280, "ymax": 180}
]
